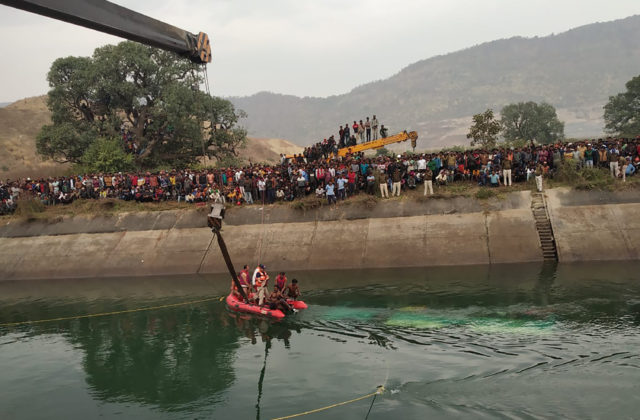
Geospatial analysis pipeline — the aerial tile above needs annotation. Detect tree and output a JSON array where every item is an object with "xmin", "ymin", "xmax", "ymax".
[
  {"xmin": 467, "ymin": 109, "xmax": 502, "ymax": 148},
  {"xmin": 36, "ymin": 41, "xmax": 247, "ymax": 169},
  {"xmin": 80, "ymin": 137, "xmax": 134, "ymax": 173},
  {"xmin": 603, "ymin": 75, "xmax": 640, "ymax": 137},
  {"xmin": 375, "ymin": 147, "xmax": 391, "ymax": 156},
  {"xmin": 500, "ymin": 102, "xmax": 564, "ymax": 144}
]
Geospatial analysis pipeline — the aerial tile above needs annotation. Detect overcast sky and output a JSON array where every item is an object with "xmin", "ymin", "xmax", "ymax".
[{"xmin": 0, "ymin": 0, "xmax": 638, "ymax": 103}]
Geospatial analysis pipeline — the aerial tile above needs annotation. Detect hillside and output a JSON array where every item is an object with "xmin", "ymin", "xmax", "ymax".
[
  {"xmin": 0, "ymin": 96, "xmax": 301, "ymax": 179},
  {"xmin": 0, "ymin": 96, "xmax": 65, "ymax": 179},
  {"xmin": 230, "ymin": 15, "xmax": 640, "ymax": 148}
]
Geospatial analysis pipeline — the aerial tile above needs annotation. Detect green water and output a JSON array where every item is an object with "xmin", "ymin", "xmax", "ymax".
[{"xmin": 1, "ymin": 263, "xmax": 639, "ymax": 419}]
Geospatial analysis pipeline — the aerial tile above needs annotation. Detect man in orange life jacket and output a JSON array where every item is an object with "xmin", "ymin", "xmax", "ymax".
[{"xmin": 252, "ymin": 264, "xmax": 269, "ymax": 306}]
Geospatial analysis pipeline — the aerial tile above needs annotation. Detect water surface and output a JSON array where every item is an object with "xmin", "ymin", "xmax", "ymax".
[{"xmin": 1, "ymin": 263, "xmax": 639, "ymax": 419}]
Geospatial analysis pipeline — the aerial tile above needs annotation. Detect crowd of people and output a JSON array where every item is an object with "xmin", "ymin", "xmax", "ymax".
[
  {"xmin": 292, "ymin": 115, "xmax": 389, "ymax": 162},
  {"xmin": 2, "ymin": 136, "xmax": 639, "ymax": 215}
]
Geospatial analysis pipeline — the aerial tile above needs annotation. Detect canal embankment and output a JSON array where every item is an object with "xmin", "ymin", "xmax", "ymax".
[{"xmin": 1, "ymin": 187, "xmax": 639, "ymax": 280}]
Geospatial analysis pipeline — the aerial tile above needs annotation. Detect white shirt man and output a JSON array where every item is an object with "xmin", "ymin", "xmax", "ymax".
[
  {"xmin": 417, "ymin": 157, "xmax": 427, "ymax": 171},
  {"xmin": 371, "ymin": 116, "xmax": 379, "ymax": 141}
]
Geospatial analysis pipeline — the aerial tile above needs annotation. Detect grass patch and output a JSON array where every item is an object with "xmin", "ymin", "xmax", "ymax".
[
  {"xmin": 5, "ymin": 198, "xmax": 196, "ymax": 222},
  {"xmin": 475, "ymin": 187, "xmax": 497, "ymax": 200},
  {"xmin": 14, "ymin": 197, "xmax": 45, "ymax": 220},
  {"xmin": 554, "ymin": 162, "xmax": 614, "ymax": 191},
  {"xmin": 290, "ymin": 196, "xmax": 324, "ymax": 211}
]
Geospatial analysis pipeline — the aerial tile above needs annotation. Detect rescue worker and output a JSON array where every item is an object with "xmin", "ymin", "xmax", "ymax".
[
  {"xmin": 252, "ymin": 264, "xmax": 269, "ymax": 306},
  {"xmin": 266, "ymin": 288, "xmax": 295, "ymax": 313},
  {"xmin": 238, "ymin": 264, "xmax": 251, "ymax": 299},
  {"xmin": 285, "ymin": 279, "xmax": 301, "ymax": 300},
  {"xmin": 275, "ymin": 272, "xmax": 287, "ymax": 293}
]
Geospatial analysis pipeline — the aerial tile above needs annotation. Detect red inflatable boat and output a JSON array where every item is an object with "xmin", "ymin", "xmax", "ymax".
[{"xmin": 226, "ymin": 294, "xmax": 308, "ymax": 319}]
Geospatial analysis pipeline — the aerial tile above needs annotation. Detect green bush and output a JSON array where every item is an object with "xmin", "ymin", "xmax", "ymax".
[
  {"xmin": 475, "ymin": 188, "xmax": 496, "ymax": 200},
  {"xmin": 375, "ymin": 148, "xmax": 391, "ymax": 157},
  {"xmin": 78, "ymin": 137, "xmax": 134, "ymax": 173}
]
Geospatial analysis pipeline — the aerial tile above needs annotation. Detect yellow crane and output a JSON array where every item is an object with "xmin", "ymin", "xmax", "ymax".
[
  {"xmin": 336, "ymin": 130, "xmax": 418, "ymax": 157},
  {"xmin": 287, "ymin": 130, "xmax": 418, "ymax": 160}
]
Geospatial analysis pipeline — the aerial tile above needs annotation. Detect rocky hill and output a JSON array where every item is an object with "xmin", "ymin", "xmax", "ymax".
[{"xmin": 230, "ymin": 15, "xmax": 640, "ymax": 148}]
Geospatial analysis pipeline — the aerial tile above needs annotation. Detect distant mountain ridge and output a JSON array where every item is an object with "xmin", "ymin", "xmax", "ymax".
[{"xmin": 230, "ymin": 15, "xmax": 640, "ymax": 148}]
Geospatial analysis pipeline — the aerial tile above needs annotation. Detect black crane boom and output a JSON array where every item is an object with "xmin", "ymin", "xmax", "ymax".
[{"xmin": 0, "ymin": 0, "xmax": 211, "ymax": 63}]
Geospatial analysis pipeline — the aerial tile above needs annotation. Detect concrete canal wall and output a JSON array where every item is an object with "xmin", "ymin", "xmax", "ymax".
[
  {"xmin": 546, "ymin": 188, "xmax": 640, "ymax": 262},
  {"xmin": 1, "ymin": 188, "xmax": 639, "ymax": 280}
]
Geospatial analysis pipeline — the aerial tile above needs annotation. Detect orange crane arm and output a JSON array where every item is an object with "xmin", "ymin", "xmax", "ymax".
[
  {"xmin": 286, "ymin": 131, "xmax": 418, "ymax": 160},
  {"xmin": 337, "ymin": 131, "xmax": 418, "ymax": 157}
]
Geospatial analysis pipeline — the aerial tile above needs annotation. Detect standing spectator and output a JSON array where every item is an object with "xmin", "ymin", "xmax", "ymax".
[
  {"xmin": 372, "ymin": 115, "xmax": 379, "ymax": 140},
  {"xmin": 325, "ymin": 180, "xmax": 336, "ymax": 205},
  {"xmin": 365, "ymin": 117, "xmax": 371, "ymax": 142},
  {"xmin": 584, "ymin": 144, "xmax": 594, "ymax": 168},
  {"xmin": 535, "ymin": 163, "xmax": 544, "ymax": 192},
  {"xmin": 424, "ymin": 167, "xmax": 433, "ymax": 196},
  {"xmin": 391, "ymin": 167, "xmax": 402, "ymax": 197},
  {"xmin": 378, "ymin": 169, "xmax": 389, "ymax": 198},
  {"xmin": 257, "ymin": 177, "xmax": 266, "ymax": 203},
  {"xmin": 598, "ymin": 146, "xmax": 608, "ymax": 169},
  {"xmin": 609, "ymin": 146, "xmax": 619, "ymax": 178},
  {"xmin": 619, "ymin": 154, "xmax": 628, "ymax": 182},
  {"xmin": 343, "ymin": 123, "xmax": 350, "ymax": 145},
  {"xmin": 336, "ymin": 174, "xmax": 346, "ymax": 200},
  {"xmin": 296, "ymin": 173, "xmax": 306, "ymax": 198},
  {"xmin": 358, "ymin": 120, "xmax": 365, "ymax": 143},
  {"xmin": 366, "ymin": 171, "xmax": 376, "ymax": 195},
  {"xmin": 502, "ymin": 157, "xmax": 512, "ymax": 186},
  {"xmin": 347, "ymin": 169, "xmax": 357, "ymax": 196}
]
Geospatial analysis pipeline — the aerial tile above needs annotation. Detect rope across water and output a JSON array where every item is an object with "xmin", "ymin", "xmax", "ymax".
[
  {"xmin": 271, "ymin": 386, "xmax": 385, "ymax": 420},
  {"xmin": 0, "ymin": 296, "xmax": 223, "ymax": 328}
]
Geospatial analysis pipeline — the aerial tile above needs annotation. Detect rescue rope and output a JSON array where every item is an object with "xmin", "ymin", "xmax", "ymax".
[
  {"xmin": 271, "ymin": 386, "xmax": 384, "ymax": 420},
  {"xmin": 364, "ymin": 388, "xmax": 380, "ymax": 420},
  {"xmin": 0, "ymin": 296, "xmax": 222, "ymax": 328},
  {"xmin": 256, "ymin": 200, "xmax": 266, "ymax": 266}
]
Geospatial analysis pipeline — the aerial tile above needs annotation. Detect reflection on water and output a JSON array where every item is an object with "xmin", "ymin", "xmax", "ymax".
[{"xmin": 1, "ymin": 262, "xmax": 640, "ymax": 419}]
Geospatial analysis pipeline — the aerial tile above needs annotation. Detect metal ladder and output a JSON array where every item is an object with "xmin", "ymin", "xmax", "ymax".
[{"xmin": 531, "ymin": 192, "xmax": 558, "ymax": 261}]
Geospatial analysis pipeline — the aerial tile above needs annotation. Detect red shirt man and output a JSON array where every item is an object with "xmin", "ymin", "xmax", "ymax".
[{"xmin": 275, "ymin": 272, "xmax": 287, "ymax": 292}]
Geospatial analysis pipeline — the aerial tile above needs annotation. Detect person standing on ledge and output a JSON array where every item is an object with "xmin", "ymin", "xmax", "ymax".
[
  {"xmin": 372, "ymin": 115, "xmax": 379, "ymax": 140},
  {"xmin": 424, "ymin": 166, "xmax": 433, "ymax": 196},
  {"xmin": 535, "ymin": 163, "xmax": 544, "ymax": 192},
  {"xmin": 378, "ymin": 168, "xmax": 389, "ymax": 198}
]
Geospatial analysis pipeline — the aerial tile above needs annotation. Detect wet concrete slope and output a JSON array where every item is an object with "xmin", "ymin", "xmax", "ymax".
[
  {"xmin": 1, "ymin": 188, "xmax": 638, "ymax": 280},
  {"xmin": 546, "ymin": 188, "xmax": 640, "ymax": 262}
]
